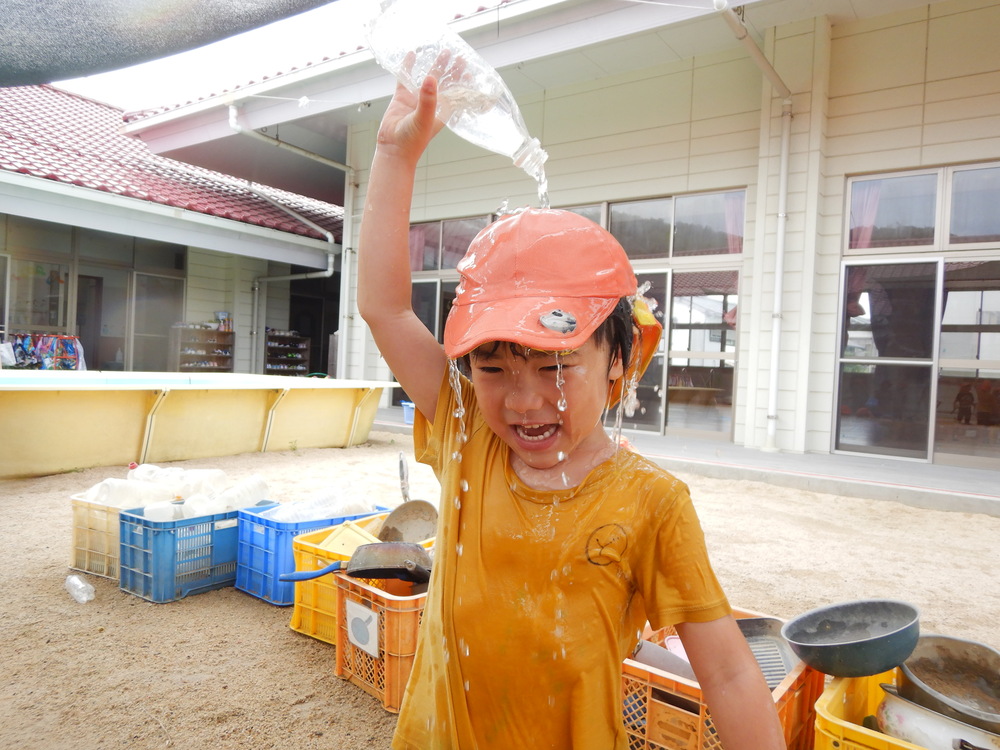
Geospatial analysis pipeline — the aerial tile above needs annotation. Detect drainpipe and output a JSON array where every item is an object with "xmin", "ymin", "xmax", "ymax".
[
  {"xmin": 717, "ymin": 3, "xmax": 793, "ymax": 452},
  {"xmin": 229, "ymin": 105, "xmax": 357, "ymax": 374}
]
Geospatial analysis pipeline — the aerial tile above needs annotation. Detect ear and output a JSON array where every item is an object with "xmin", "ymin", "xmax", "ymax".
[{"xmin": 608, "ymin": 347, "xmax": 625, "ymax": 382}]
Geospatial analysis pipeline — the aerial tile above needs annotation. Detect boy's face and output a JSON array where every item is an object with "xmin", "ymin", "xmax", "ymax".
[{"xmin": 468, "ymin": 337, "xmax": 624, "ymax": 476}]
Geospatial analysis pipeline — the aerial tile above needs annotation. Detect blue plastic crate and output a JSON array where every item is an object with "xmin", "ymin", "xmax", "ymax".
[
  {"xmin": 235, "ymin": 505, "xmax": 388, "ymax": 606},
  {"xmin": 119, "ymin": 502, "xmax": 276, "ymax": 603}
]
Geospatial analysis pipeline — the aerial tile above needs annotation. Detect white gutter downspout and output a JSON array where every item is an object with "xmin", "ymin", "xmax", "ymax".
[
  {"xmin": 718, "ymin": 4, "xmax": 793, "ymax": 452},
  {"xmin": 229, "ymin": 105, "xmax": 357, "ymax": 375}
]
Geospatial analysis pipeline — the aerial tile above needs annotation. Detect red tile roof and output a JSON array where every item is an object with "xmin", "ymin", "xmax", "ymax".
[{"xmin": 0, "ymin": 85, "xmax": 343, "ymax": 242}]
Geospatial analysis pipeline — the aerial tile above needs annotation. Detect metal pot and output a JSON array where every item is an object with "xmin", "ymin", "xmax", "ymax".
[
  {"xmin": 898, "ymin": 634, "xmax": 1000, "ymax": 734},
  {"xmin": 877, "ymin": 684, "xmax": 1000, "ymax": 750},
  {"xmin": 278, "ymin": 541, "xmax": 432, "ymax": 584},
  {"xmin": 780, "ymin": 599, "xmax": 920, "ymax": 677}
]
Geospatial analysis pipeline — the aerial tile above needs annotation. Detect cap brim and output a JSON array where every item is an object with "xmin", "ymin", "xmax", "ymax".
[{"xmin": 444, "ymin": 295, "xmax": 621, "ymax": 358}]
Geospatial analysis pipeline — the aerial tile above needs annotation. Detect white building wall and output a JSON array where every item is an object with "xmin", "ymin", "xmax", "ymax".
[{"xmin": 342, "ymin": 0, "xmax": 1000, "ymax": 453}]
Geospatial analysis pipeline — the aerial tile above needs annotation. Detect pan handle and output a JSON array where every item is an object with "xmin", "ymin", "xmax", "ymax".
[{"xmin": 278, "ymin": 560, "xmax": 343, "ymax": 582}]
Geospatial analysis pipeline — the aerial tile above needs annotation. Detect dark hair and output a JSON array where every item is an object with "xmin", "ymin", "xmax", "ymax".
[
  {"xmin": 592, "ymin": 297, "xmax": 634, "ymax": 374},
  {"xmin": 462, "ymin": 297, "xmax": 635, "ymax": 376}
]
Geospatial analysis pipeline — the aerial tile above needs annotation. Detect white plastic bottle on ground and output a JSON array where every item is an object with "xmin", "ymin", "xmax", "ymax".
[
  {"xmin": 366, "ymin": 0, "xmax": 548, "ymax": 197},
  {"xmin": 65, "ymin": 574, "xmax": 95, "ymax": 603}
]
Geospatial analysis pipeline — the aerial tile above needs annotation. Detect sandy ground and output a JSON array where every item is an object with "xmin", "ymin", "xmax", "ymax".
[{"xmin": 1, "ymin": 429, "xmax": 997, "ymax": 749}]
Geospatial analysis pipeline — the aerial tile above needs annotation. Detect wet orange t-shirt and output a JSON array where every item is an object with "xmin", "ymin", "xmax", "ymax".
[{"xmin": 392, "ymin": 373, "xmax": 729, "ymax": 750}]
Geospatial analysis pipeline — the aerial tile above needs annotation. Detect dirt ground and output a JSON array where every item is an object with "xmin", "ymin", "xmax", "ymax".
[{"xmin": 1, "ymin": 429, "xmax": 997, "ymax": 749}]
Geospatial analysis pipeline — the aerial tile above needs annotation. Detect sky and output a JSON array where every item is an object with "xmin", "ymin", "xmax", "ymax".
[{"xmin": 55, "ymin": 0, "xmax": 492, "ymax": 112}]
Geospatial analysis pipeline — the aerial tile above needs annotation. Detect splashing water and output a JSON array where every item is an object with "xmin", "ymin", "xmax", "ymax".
[
  {"xmin": 537, "ymin": 167, "xmax": 550, "ymax": 209},
  {"xmin": 448, "ymin": 358, "xmax": 468, "ymax": 438},
  {"xmin": 555, "ymin": 353, "xmax": 567, "ymax": 412}
]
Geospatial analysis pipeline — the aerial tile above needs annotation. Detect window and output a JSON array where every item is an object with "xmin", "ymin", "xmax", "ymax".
[
  {"xmin": 609, "ymin": 190, "xmax": 745, "ymax": 259},
  {"xmin": 950, "ymin": 166, "xmax": 1000, "ymax": 244},
  {"xmin": 409, "ymin": 216, "xmax": 489, "ymax": 271},
  {"xmin": 840, "ymin": 162, "xmax": 1000, "ymax": 466}
]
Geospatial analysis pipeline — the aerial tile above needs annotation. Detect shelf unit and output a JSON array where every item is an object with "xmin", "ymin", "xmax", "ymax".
[
  {"xmin": 265, "ymin": 332, "xmax": 310, "ymax": 376},
  {"xmin": 168, "ymin": 326, "xmax": 234, "ymax": 372}
]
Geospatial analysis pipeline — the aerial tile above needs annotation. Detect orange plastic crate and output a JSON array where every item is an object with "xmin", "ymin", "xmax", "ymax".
[
  {"xmin": 334, "ymin": 572, "xmax": 426, "ymax": 713},
  {"xmin": 621, "ymin": 609, "xmax": 825, "ymax": 750},
  {"xmin": 288, "ymin": 514, "xmax": 389, "ymax": 644}
]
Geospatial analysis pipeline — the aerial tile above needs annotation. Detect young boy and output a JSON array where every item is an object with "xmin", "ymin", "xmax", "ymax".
[{"xmin": 358, "ymin": 75, "xmax": 785, "ymax": 749}]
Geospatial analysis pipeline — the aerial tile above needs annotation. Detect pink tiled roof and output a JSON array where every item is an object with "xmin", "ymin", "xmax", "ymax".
[{"xmin": 0, "ymin": 85, "xmax": 343, "ymax": 242}]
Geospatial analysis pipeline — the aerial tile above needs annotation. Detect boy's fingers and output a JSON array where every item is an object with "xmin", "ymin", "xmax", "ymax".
[{"xmin": 414, "ymin": 75, "xmax": 441, "ymax": 129}]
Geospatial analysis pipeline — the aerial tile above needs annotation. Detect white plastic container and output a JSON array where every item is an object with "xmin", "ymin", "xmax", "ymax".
[{"xmin": 366, "ymin": 0, "xmax": 548, "ymax": 186}]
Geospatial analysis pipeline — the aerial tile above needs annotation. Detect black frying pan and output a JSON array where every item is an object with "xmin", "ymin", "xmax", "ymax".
[{"xmin": 278, "ymin": 541, "xmax": 432, "ymax": 584}]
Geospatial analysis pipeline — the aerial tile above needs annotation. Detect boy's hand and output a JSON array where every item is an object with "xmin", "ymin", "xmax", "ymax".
[{"xmin": 376, "ymin": 58, "xmax": 449, "ymax": 165}]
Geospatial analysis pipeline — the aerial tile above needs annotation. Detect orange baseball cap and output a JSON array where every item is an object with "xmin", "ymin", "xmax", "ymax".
[{"xmin": 443, "ymin": 208, "xmax": 661, "ymax": 394}]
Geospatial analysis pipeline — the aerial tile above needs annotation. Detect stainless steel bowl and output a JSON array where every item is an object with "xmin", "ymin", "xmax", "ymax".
[
  {"xmin": 780, "ymin": 599, "xmax": 920, "ymax": 678},
  {"xmin": 897, "ymin": 634, "xmax": 1000, "ymax": 734}
]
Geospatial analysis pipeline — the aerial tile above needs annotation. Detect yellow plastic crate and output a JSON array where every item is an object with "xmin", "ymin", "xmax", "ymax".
[
  {"xmin": 334, "ymin": 572, "xmax": 426, "ymax": 713},
  {"xmin": 621, "ymin": 609, "xmax": 826, "ymax": 750},
  {"xmin": 288, "ymin": 514, "xmax": 389, "ymax": 644},
  {"xmin": 814, "ymin": 671, "xmax": 928, "ymax": 750},
  {"xmin": 70, "ymin": 494, "xmax": 120, "ymax": 579}
]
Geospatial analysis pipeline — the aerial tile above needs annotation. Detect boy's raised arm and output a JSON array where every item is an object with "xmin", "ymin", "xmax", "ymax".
[{"xmin": 358, "ymin": 76, "xmax": 449, "ymax": 421}]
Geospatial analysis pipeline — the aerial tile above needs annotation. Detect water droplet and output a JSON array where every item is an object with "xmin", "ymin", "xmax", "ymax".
[
  {"xmin": 464, "ymin": 680, "xmax": 471, "ymax": 692},
  {"xmin": 460, "ymin": 479, "xmax": 469, "ymax": 492},
  {"xmin": 556, "ymin": 451, "xmax": 566, "ymax": 461},
  {"xmin": 456, "ymin": 543, "xmax": 464, "ymax": 556},
  {"xmin": 453, "ymin": 495, "xmax": 461, "ymax": 509}
]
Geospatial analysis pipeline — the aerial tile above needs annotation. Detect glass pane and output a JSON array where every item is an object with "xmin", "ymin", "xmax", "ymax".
[
  {"xmin": 441, "ymin": 217, "xmax": 488, "ymax": 269},
  {"xmin": 673, "ymin": 191, "xmax": 744, "ymax": 257},
  {"xmin": 408, "ymin": 222, "xmax": 440, "ymax": 271},
  {"xmin": 848, "ymin": 173, "xmax": 936, "ymax": 249},
  {"xmin": 133, "ymin": 274, "xmax": 184, "ymax": 372},
  {"xmin": 935, "ymin": 373, "xmax": 1000, "ymax": 461},
  {"xmin": 411, "ymin": 281, "xmax": 438, "ymax": 338},
  {"xmin": 77, "ymin": 264, "xmax": 129, "ymax": 371},
  {"xmin": 78, "ymin": 228, "xmax": 133, "ymax": 264},
  {"xmin": 9, "ymin": 259, "xmax": 69, "ymax": 330},
  {"xmin": 565, "ymin": 205, "xmax": 602, "ymax": 224},
  {"xmin": 836, "ymin": 362, "xmax": 931, "ymax": 459},
  {"xmin": 940, "ymin": 261, "xmax": 1000, "ymax": 362},
  {"xmin": 666, "ymin": 271, "xmax": 737, "ymax": 435},
  {"xmin": 439, "ymin": 280, "xmax": 458, "ymax": 344},
  {"xmin": 611, "ymin": 272, "xmax": 668, "ymax": 431},
  {"xmin": 842, "ymin": 263, "xmax": 937, "ymax": 359},
  {"xmin": 135, "ymin": 238, "xmax": 185, "ymax": 273},
  {"xmin": 7, "ymin": 216, "xmax": 72, "ymax": 255},
  {"xmin": 950, "ymin": 166, "xmax": 1000, "ymax": 244},
  {"xmin": 609, "ymin": 198, "xmax": 672, "ymax": 260}
]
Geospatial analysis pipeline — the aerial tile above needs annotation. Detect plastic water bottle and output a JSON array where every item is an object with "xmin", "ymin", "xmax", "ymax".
[
  {"xmin": 366, "ymin": 0, "xmax": 549, "ymax": 201},
  {"xmin": 65, "ymin": 574, "xmax": 95, "ymax": 603}
]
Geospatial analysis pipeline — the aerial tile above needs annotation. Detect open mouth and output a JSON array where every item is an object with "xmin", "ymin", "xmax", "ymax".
[{"xmin": 514, "ymin": 423, "xmax": 558, "ymax": 442}]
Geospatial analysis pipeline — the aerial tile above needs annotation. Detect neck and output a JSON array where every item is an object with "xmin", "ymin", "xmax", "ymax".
[{"xmin": 510, "ymin": 433, "xmax": 617, "ymax": 491}]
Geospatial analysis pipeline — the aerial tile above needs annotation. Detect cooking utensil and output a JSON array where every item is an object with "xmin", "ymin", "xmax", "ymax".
[
  {"xmin": 278, "ymin": 541, "xmax": 432, "ymax": 583},
  {"xmin": 780, "ymin": 599, "xmax": 920, "ymax": 677},
  {"xmin": 898, "ymin": 634, "xmax": 1000, "ymax": 734},
  {"xmin": 399, "ymin": 451, "xmax": 411, "ymax": 503},
  {"xmin": 737, "ymin": 617, "xmax": 800, "ymax": 689},
  {"xmin": 378, "ymin": 499, "xmax": 438, "ymax": 543},
  {"xmin": 877, "ymin": 684, "xmax": 1000, "ymax": 750}
]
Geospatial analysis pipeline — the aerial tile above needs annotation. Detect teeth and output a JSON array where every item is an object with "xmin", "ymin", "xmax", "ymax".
[{"xmin": 516, "ymin": 424, "xmax": 557, "ymax": 442}]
